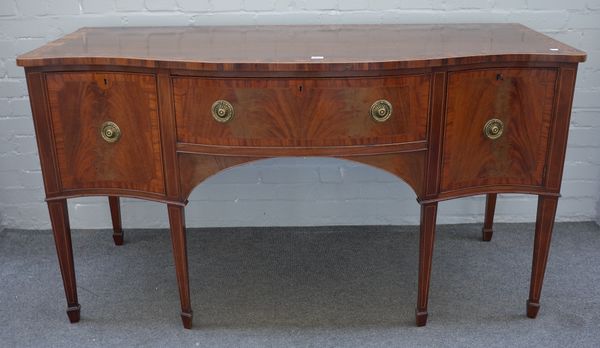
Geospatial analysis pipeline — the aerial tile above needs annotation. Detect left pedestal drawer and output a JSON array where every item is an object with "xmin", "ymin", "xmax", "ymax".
[{"xmin": 45, "ymin": 72, "xmax": 165, "ymax": 194}]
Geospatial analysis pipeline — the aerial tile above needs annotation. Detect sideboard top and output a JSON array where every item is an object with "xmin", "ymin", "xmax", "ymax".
[{"xmin": 17, "ymin": 24, "xmax": 586, "ymax": 71}]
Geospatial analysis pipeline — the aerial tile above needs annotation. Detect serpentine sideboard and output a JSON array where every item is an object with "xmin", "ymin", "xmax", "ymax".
[{"xmin": 16, "ymin": 24, "xmax": 586, "ymax": 329}]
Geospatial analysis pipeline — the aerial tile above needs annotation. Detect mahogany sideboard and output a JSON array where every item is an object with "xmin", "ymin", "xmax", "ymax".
[{"xmin": 16, "ymin": 24, "xmax": 586, "ymax": 329}]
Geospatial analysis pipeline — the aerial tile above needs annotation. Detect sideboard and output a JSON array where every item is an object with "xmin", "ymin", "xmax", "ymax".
[{"xmin": 16, "ymin": 24, "xmax": 586, "ymax": 329}]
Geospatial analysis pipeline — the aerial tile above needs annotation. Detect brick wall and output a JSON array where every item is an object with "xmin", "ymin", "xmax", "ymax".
[{"xmin": 1, "ymin": 1, "xmax": 599, "ymax": 229}]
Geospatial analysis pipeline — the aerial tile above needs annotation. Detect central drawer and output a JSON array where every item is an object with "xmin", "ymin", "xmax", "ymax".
[{"xmin": 173, "ymin": 75, "xmax": 430, "ymax": 147}]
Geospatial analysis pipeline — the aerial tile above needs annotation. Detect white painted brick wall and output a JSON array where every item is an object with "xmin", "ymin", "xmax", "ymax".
[{"xmin": 1, "ymin": 1, "xmax": 599, "ymax": 230}]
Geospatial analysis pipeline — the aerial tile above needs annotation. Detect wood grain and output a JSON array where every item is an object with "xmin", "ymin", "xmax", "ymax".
[
  {"xmin": 108, "ymin": 196, "xmax": 124, "ymax": 245},
  {"xmin": 16, "ymin": 24, "xmax": 586, "ymax": 71},
  {"xmin": 178, "ymin": 152, "xmax": 425, "ymax": 200},
  {"xmin": 482, "ymin": 193, "xmax": 497, "ymax": 242},
  {"xmin": 19, "ymin": 24, "xmax": 584, "ymax": 329},
  {"xmin": 527, "ymin": 195, "xmax": 559, "ymax": 318},
  {"xmin": 157, "ymin": 70, "xmax": 182, "ymax": 201},
  {"xmin": 174, "ymin": 75, "xmax": 430, "ymax": 147},
  {"xmin": 46, "ymin": 72, "xmax": 165, "ymax": 194},
  {"xmin": 25, "ymin": 71, "xmax": 61, "ymax": 195},
  {"xmin": 423, "ymin": 71, "xmax": 447, "ymax": 199},
  {"xmin": 441, "ymin": 68, "xmax": 557, "ymax": 192},
  {"xmin": 47, "ymin": 199, "xmax": 80, "ymax": 323},
  {"xmin": 178, "ymin": 154, "xmax": 264, "ymax": 201},
  {"xmin": 544, "ymin": 67, "xmax": 579, "ymax": 192},
  {"xmin": 167, "ymin": 204, "xmax": 193, "ymax": 329},
  {"xmin": 416, "ymin": 202, "xmax": 438, "ymax": 327}
]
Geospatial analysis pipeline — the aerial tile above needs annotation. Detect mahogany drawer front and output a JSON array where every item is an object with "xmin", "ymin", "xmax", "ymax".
[
  {"xmin": 441, "ymin": 68, "xmax": 558, "ymax": 192},
  {"xmin": 46, "ymin": 72, "xmax": 165, "ymax": 194},
  {"xmin": 173, "ymin": 75, "xmax": 430, "ymax": 147}
]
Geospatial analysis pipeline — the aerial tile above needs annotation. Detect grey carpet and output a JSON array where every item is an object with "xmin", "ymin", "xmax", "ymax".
[{"xmin": 1, "ymin": 222, "xmax": 599, "ymax": 347}]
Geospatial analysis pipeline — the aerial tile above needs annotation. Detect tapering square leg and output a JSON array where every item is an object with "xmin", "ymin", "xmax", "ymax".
[
  {"xmin": 108, "ymin": 196, "xmax": 124, "ymax": 245},
  {"xmin": 416, "ymin": 202, "xmax": 438, "ymax": 327},
  {"xmin": 482, "ymin": 193, "xmax": 497, "ymax": 241},
  {"xmin": 527, "ymin": 195, "xmax": 558, "ymax": 318},
  {"xmin": 167, "ymin": 204, "xmax": 193, "ymax": 329},
  {"xmin": 47, "ymin": 199, "xmax": 80, "ymax": 323}
]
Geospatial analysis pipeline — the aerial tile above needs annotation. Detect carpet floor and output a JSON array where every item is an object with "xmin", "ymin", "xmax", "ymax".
[{"xmin": 1, "ymin": 222, "xmax": 599, "ymax": 347}]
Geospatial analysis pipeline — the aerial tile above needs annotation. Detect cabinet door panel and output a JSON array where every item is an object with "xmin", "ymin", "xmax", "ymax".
[
  {"xmin": 46, "ymin": 72, "xmax": 165, "ymax": 194},
  {"xmin": 441, "ymin": 68, "xmax": 557, "ymax": 192}
]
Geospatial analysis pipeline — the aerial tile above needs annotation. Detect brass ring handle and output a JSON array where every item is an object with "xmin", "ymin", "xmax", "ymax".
[
  {"xmin": 483, "ymin": 118, "xmax": 504, "ymax": 140},
  {"xmin": 211, "ymin": 100, "xmax": 234, "ymax": 123},
  {"xmin": 100, "ymin": 121, "xmax": 121, "ymax": 143},
  {"xmin": 370, "ymin": 99, "xmax": 393, "ymax": 122}
]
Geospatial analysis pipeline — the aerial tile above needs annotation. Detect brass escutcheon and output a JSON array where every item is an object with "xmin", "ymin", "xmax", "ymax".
[
  {"xmin": 370, "ymin": 99, "xmax": 393, "ymax": 122},
  {"xmin": 483, "ymin": 118, "xmax": 504, "ymax": 140},
  {"xmin": 211, "ymin": 100, "xmax": 234, "ymax": 123},
  {"xmin": 100, "ymin": 121, "xmax": 121, "ymax": 143}
]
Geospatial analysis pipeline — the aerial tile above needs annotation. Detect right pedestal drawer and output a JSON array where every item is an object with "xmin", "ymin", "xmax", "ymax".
[{"xmin": 441, "ymin": 68, "xmax": 558, "ymax": 192}]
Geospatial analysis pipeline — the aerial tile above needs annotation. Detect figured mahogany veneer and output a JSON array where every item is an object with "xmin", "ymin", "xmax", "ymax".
[
  {"xmin": 46, "ymin": 72, "xmax": 165, "ymax": 194},
  {"xmin": 174, "ymin": 75, "xmax": 430, "ymax": 147},
  {"xmin": 442, "ymin": 68, "xmax": 557, "ymax": 192},
  {"xmin": 17, "ymin": 24, "xmax": 586, "ymax": 330}
]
